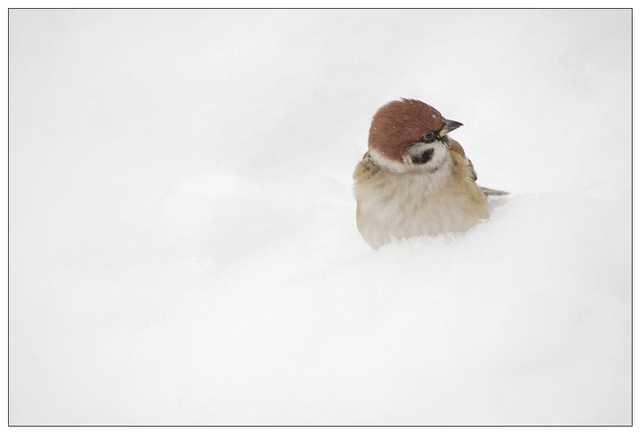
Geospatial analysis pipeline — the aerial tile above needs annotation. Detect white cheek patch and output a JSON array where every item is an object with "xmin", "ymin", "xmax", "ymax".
[
  {"xmin": 369, "ymin": 142, "xmax": 451, "ymax": 175},
  {"xmin": 404, "ymin": 142, "xmax": 450, "ymax": 173},
  {"xmin": 368, "ymin": 148, "xmax": 407, "ymax": 173}
]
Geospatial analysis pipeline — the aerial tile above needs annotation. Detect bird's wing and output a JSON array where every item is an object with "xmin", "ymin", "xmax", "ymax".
[
  {"xmin": 448, "ymin": 138, "xmax": 478, "ymax": 181},
  {"xmin": 449, "ymin": 139, "xmax": 509, "ymax": 195},
  {"xmin": 353, "ymin": 151, "xmax": 381, "ymax": 184}
]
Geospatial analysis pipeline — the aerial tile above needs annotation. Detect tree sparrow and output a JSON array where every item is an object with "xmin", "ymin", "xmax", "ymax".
[{"xmin": 353, "ymin": 98, "xmax": 506, "ymax": 249}]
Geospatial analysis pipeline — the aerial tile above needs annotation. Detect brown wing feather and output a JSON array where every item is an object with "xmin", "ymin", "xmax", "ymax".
[{"xmin": 448, "ymin": 138, "xmax": 478, "ymax": 181}]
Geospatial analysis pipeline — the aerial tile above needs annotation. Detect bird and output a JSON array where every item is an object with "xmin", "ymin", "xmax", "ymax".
[{"xmin": 353, "ymin": 98, "xmax": 506, "ymax": 249}]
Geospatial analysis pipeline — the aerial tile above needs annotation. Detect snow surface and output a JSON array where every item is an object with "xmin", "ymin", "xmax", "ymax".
[{"xmin": 9, "ymin": 9, "xmax": 631, "ymax": 425}]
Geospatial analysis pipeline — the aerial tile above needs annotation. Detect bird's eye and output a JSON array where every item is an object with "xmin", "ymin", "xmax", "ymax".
[{"xmin": 421, "ymin": 132, "xmax": 436, "ymax": 142}]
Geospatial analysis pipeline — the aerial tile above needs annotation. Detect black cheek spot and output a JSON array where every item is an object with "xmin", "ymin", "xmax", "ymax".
[{"xmin": 411, "ymin": 148, "xmax": 434, "ymax": 164}]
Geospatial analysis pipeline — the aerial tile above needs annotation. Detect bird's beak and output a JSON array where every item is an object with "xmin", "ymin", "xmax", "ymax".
[{"xmin": 438, "ymin": 119, "xmax": 463, "ymax": 138}]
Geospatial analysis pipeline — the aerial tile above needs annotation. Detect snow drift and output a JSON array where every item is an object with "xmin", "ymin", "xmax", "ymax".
[{"xmin": 9, "ymin": 9, "xmax": 631, "ymax": 425}]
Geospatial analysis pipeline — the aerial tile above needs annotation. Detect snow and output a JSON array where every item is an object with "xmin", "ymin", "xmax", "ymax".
[{"xmin": 9, "ymin": 9, "xmax": 631, "ymax": 425}]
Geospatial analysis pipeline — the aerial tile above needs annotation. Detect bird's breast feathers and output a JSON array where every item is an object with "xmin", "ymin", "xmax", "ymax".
[{"xmin": 353, "ymin": 154, "xmax": 488, "ymax": 249}]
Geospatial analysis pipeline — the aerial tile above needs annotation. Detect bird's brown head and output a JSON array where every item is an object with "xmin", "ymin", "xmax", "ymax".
[{"xmin": 368, "ymin": 98, "xmax": 462, "ymax": 171}]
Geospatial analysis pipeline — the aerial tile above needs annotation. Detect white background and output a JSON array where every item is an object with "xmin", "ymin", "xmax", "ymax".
[{"xmin": 9, "ymin": 9, "xmax": 631, "ymax": 425}]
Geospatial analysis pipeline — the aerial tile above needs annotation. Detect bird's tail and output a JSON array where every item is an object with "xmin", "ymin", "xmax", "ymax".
[{"xmin": 480, "ymin": 186, "xmax": 509, "ymax": 196}]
